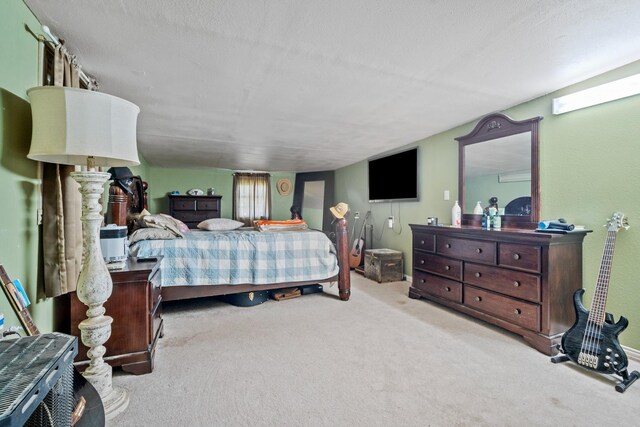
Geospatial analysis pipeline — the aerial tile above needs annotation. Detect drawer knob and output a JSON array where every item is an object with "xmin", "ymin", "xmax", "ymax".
[
  {"xmin": 420, "ymin": 279, "xmax": 425, "ymax": 284},
  {"xmin": 420, "ymin": 240, "xmax": 425, "ymax": 245},
  {"xmin": 476, "ymin": 248, "xmax": 482, "ymax": 254},
  {"xmin": 445, "ymin": 286, "xmax": 451, "ymax": 292},
  {"xmin": 420, "ymin": 260, "xmax": 425, "ymax": 264},
  {"xmin": 444, "ymin": 265, "xmax": 451, "ymax": 271},
  {"xmin": 474, "ymin": 272, "xmax": 481, "ymax": 278},
  {"xmin": 514, "ymin": 308, "xmax": 522, "ymax": 315},
  {"xmin": 513, "ymin": 281, "xmax": 520, "ymax": 287},
  {"xmin": 445, "ymin": 243, "xmax": 451, "ymax": 248},
  {"xmin": 475, "ymin": 296, "xmax": 482, "ymax": 302},
  {"xmin": 513, "ymin": 253, "xmax": 521, "ymax": 260}
]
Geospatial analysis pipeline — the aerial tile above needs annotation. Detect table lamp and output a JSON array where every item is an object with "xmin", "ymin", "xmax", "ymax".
[{"xmin": 27, "ymin": 86, "xmax": 140, "ymax": 418}]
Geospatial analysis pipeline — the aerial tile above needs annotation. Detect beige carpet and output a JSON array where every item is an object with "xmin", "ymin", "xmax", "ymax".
[{"xmin": 110, "ymin": 273, "xmax": 640, "ymax": 426}]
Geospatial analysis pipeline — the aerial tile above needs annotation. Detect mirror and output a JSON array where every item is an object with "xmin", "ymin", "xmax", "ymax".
[
  {"xmin": 456, "ymin": 113, "xmax": 542, "ymax": 229},
  {"xmin": 302, "ymin": 181, "xmax": 325, "ymax": 230},
  {"xmin": 293, "ymin": 171, "xmax": 335, "ymax": 233}
]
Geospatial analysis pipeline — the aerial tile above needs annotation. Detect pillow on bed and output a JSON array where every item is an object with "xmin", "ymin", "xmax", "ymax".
[
  {"xmin": 198, "ymin": 218, "xmax": 244, "ymax": 231},
  {"xmin": 129, "ymin": 228, "xmax": 181, "ymax": 244},
  {"xmin": 159, "ymin": 214, "xmax": 189, "ymax": 233},
  {"xmin": 134, "ymin": 214, "xmax": 184, "ymax": 237}
]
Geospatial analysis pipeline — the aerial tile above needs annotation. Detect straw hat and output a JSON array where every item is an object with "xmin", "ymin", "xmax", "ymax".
[
  {"xmin": 329, "ymin": 202, "xmax": 349, "ymax": 219},
  {"xmin": 276, "ymin": 178, "xmax": 292, "ymax": 196}
]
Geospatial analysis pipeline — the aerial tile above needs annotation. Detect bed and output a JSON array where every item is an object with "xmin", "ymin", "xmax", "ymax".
[{"xmin": 108, "ymin": 182, "xmax": 350, "ymax": 302}]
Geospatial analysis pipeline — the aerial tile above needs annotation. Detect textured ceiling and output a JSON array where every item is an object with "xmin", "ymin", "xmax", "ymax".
[{"xmin": 23, "ymin": 0, "xmax": 640, "ymax": 172}]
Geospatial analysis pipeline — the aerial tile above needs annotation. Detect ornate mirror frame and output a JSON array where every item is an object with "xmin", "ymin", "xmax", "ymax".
[{"xmin": 455, "ymin": 113, "xmax": 542, "ymax": 229}]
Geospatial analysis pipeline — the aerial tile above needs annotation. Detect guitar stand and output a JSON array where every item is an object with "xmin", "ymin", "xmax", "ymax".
[{"xmin": 551, "ymin": 345, "xmax": 640, "ymax": 393}]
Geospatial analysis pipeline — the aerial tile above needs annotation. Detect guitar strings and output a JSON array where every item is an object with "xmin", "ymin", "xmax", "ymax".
[{"xmin": 579, "ymin": 228, "xmax": 616, "ymax": 367}]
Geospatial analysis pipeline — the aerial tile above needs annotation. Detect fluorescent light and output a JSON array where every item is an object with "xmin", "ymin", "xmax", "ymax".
[
  {"xmin": 552, "ymin": 73, "xmax": 640, "ymax": 114},
  {"xmin": 498, "ymin": 171, "xmax": 530, "ymax": 183}
]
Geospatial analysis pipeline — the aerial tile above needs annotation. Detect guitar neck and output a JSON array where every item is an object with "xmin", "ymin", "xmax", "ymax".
[{"xmin": 588, "ymin": 230, "xmax": 617, "ymax": 326}]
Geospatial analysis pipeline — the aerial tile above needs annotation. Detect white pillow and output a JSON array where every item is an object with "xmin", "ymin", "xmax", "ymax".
[{"xmin": 198, "ymin": 218, "xmax": 244, "ymax": 231}]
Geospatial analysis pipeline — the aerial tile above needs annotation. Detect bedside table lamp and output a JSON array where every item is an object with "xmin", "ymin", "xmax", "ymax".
[{"xmin": 27, "ymin": 86, "xmax": 140, "ymax": 418}]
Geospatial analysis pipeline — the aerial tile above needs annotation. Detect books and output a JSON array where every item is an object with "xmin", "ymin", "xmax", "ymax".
[{"xmin": 12, "ymin": 279, "xmax": 30, "ymax": 308}]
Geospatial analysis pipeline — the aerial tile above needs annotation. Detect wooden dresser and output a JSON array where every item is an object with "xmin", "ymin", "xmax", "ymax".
[
  {"xmin": 409, "ymin": 224, "xmax": 589, "ymax": 355},
  {"xmin": 169, "ymin": 194, "xmax": 222, "ymax": 228},
  {"xmin": 64, "ymin": 257, "xmax": 163, "ymax": 375}
]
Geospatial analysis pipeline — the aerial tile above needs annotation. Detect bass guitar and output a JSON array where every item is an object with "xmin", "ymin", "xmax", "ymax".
[
  {"xmin": 552, "ymin": 212, "xmax": 639, "ymax": 392},
  {"xmin": 349, "ymin": 211, "xmax": 370, "ymax": 269}
]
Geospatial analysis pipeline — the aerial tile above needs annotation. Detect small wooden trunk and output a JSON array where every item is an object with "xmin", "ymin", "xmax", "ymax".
[{"xmin": 364, "ymin": 249, "xmax": 404, "ymax": 283}]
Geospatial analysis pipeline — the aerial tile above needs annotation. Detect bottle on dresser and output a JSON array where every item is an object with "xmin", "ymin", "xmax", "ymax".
[{"xmin": 451, "ymin": 201, "xmax": 461, "ymax": 227}]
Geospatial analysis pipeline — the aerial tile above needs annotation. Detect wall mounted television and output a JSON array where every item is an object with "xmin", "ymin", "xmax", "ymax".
[{"xmin": 368, "ymin": 147, "xmax": 419, "ymax": 202}]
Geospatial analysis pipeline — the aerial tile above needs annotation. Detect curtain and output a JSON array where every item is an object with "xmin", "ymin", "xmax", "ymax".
[
  {"xmin": 233, "ymin": 173, "xmax": 272, "ymax": 226},
  {"xmin": 41, "ymin": 44, "xmax": 83, "ymax": 297}
]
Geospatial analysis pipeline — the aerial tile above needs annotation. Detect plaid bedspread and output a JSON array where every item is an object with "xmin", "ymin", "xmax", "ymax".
[{"xmin": 129, "ymin": 229, "xmax": 339, "ymax": 287}]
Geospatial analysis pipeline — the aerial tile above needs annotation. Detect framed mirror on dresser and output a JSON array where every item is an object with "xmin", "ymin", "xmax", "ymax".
[
  {"xmin": 408, "ymin": 112, "xmax": 591, "ymax": 356},
  {"xmin": 455, "ymin": 113, "xmax": 542, "ymax": 229}
]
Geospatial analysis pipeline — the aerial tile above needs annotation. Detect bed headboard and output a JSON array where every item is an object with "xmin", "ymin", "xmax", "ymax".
[{"xmin": 106, "ymin": 176, "xmax": 148, "ymax": 228}]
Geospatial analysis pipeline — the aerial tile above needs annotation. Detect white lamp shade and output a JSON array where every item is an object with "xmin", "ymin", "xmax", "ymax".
[{"xmin": 27, "ymin": 86, "xmax": 140, "ymax": 167}]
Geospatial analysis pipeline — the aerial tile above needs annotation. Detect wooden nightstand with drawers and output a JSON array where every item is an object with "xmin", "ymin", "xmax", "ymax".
[{"xmin": 58, "ymin": 257, "xmax": 164, "ymax": 375}]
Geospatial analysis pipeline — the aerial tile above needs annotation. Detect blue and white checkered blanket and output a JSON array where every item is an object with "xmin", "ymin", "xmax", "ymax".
[{"xmin": 129, "ymin": 229, "xmax": 339, "ymax": 287}]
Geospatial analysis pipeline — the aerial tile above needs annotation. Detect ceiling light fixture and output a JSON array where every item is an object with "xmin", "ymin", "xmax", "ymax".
[{"xmin": 552, "ymin": 73, "xmax": 640, "ymax": 114}]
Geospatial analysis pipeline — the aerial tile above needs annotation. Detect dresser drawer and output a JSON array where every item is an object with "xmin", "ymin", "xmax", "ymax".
[
  {"xmin": 464, "ymin": 286, "xmax": 540, "ymax": 331},
  {"xmin": 464, "ymin": 263, "xmax": 541, "ymax": 302},
  {"xmin": 413, "ymin": 270, "xmax": 462, "ymax": 303},
  {"xmin": 413, "ymin": 231, "xmax": 435, "ymax": 253},
  {"xmin": 197, "ymin": 199, "xmax": 220, "ymax": 211},
  {"xmin": 172, "ymin": 199, "xmax": 196, "ymax": 211},
  {"xmin": 174, "ymin": 211, "xmax": 215, "ymax": 223},
  {"xmin": 437, "ymin": 237, "xmax": 496, "ymax": 264},
  {"xmin": 414, "ymin": 252, "xmax": 462, "ymax": 281},
  {"xmin": 499, "ymin": 243, "xmax": 541, "ymax": 273}
]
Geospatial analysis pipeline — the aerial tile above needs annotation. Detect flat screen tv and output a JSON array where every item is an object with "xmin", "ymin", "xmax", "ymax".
[{"xmin": 368, "ymin": 147, "xmax": 419, "ymax": 202}]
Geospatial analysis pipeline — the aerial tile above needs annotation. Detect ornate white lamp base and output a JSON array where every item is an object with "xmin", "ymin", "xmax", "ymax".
[{"xmin": 72, "ymin": 170, "xmax": 129, "ymax": 419}]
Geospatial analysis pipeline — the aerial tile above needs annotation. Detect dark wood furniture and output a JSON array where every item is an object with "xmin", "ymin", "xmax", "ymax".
[
  {"xmin": 68, "ymin": 257, "xmax": 163, "ymax": 375},
  {"xmin": 409, "ymin": 224, "xmax": 589, "ymax": 355},
  {"xmin": 455, "ymin": 113, "xmax": 542, "ymax": 229},
  {"xmin": 169, "ymin": 194, "xmax": 222, "ymax": 229}
]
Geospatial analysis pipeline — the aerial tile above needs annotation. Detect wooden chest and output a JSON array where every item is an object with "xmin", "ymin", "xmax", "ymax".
[{"xmin": 364, "ymin": 249, "xmax": 404, "ymax": 283}]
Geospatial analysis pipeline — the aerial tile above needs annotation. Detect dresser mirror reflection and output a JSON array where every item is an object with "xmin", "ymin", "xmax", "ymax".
[{"xmin": 455, "ymin": 113, "xmax": 542, "ymax": 229}]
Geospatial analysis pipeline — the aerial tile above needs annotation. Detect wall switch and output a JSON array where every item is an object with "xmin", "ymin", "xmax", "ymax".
[
  {"xmin": 387, "ymin": 216, "xmax": 394, "ymax": 228},
  {"xmin": 444, "ymin": 190, "xmax": 450, "ymax": 201},
  {"xmin": 354, "ymin": 211, "xmax": 360, "ymax": 219}
]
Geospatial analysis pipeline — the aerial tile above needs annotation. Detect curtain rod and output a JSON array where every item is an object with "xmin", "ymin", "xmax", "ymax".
[{"xmin": 40, "ymin": 25, "xmax": 97, "ymax": 89}]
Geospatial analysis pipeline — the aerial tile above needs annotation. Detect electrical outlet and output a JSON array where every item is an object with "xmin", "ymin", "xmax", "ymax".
[
  {"xmin": 387, "ymin": 216, "xmax": 394, "ymax": 228},
  {"xmin": 354, "ymin": 211, "xmax": 360, "ymax": 219},
  {"xmin": 444, "ymin": 190, "xmax": 450, "ymax": 201}
]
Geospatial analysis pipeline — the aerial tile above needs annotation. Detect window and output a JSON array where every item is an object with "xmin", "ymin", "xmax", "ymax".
[{"xmin": 233, "ymin": 173, "xmax": 271, "ymax": 225}]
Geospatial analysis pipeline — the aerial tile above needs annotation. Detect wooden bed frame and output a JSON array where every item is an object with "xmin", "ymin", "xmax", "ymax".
[{"xmin": 107, "ymin": 181, "xmax": 351, "ymax": 302}]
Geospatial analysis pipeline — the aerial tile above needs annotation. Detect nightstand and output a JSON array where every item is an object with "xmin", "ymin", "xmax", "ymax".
[{"xmin": 68, "ymin": 257, "xmax": 163, "ymax": 375}]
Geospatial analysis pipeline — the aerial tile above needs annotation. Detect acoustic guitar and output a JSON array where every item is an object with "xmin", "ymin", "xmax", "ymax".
[
  {"xmin": 553, "ymin": 212, "xmax": 639, "ymax": 392},
  {"xmin": 349, "ymin": 211, "xmax": 370, "ymax": 269}
]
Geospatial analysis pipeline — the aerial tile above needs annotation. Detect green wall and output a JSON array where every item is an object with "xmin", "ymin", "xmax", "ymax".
[
  {"xmin": 145, "ymin": 166, "xmax": 295, "ymax": 221},
  {"xmin": 336, "ymin": 60, "xmax": 640, "ymax": 349},
  {"xmin": 0, "ymin": 0, "xmax": 50, "ymax": 331}
]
